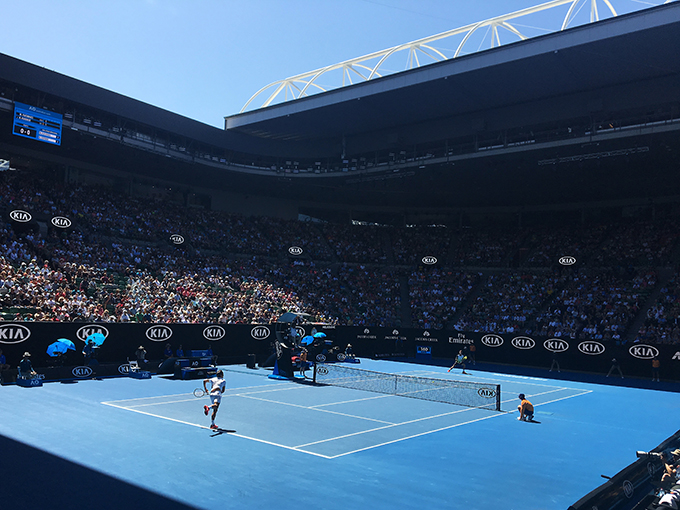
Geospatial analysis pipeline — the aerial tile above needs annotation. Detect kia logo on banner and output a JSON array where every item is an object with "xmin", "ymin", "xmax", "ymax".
[
  {"xmin": 559, "ymin": 256, "xmax": 576, "ymax": 265},
  {"xmin": 544, "ymin": 339, "xmax": 569, "ymax": 353},
  {"xmin": 170, "ymin": 234, "xmax": 184, "ymax": 245},
  {"xmin": 146, "ymin": 325, "xmax": 172, "ymax": 341},
  {"xmin": 118, "ymin": 364, "xmax": 130, "ymax": 375},
  {"xmin": 0, "ymin": 324, "xmax": 31, "ymax": 344},
  {"xmin": 203, "ymin": 325, "xmax": 226, "ymax": 341},
  {"xmin": 578, "ymin": 340, "xmax": 605, "ymax": 355},
  {"xmin": 628, "ymin": 344, "xmax": 659, "ymax": 360},
  {"xmin": 422, "ymin": 256, "xmax": 437, "ymax": 265},
  {"xmin": 75, "ymin": 325, "xmax": 109, "ymax": 343},
  {"xmin": 512, "ymin": 337, "xmax": 535, "ymax": 350},
  {"xmin": 623, "ymin": 480, "xmax": 634, "ymax": 499},
  {"xmin": 51, "ymin": 216, "xmax": 72, "ymax": 228},
  {"xmin": 481, "ymin": 334, "xmax": 504, "ymax": 347},
  {"xmin": 10, "ymin": 210, "xmax": 32, "ymax": 222},
  {"xmin": 478, "ymin": 387, "xmax": 497, "ymax": 399},
  {"xmin": 251, "ymin": 326, "xmax": 271, "ymax": 340},
  {"xmin": 72, "ymin": 366, "xmax": 93, "ymax": 378},
  {"xmin": 288, "ymin": 246, "xmax": 303, "ymax": 256}
]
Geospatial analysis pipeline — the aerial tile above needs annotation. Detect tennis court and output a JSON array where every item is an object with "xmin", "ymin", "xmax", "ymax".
[{"xmin": 1, "ymin": 359, "xmax": 677, "ymax": 509}]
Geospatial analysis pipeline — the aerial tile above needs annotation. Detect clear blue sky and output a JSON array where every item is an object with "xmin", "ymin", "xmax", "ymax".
[{"xmin": 2, "ymin": 0, "xmax": 668, "ymax": 127}]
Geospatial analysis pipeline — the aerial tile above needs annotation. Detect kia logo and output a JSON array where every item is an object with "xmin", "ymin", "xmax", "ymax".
[
  {"xmin": 0, "ymin": 324, "xmax": 31, "ymax": 344},
  {"xmin": 422, "ymin": 256, "xmax": 437, "ymax": 265},
  {"xmin": 203, "ymin": 325, "xmax": 226, "ymax": 341},
  {"xmin": 623, "ymin": 480, "xmax": 634, "ymax": 499},
  {"xmin": 481, "ymin": 334, "xmax": 504, "ymax": 347},
  {"xmin": 478, "ymin": 387, "xmax": 497, "ymax": 399},
  {"xmin": 10, "ymin": 209, "xmax": 31, "ymax": 222},
  {"xmin": 559, "ymin": 256, "xmax": 576, "ymax": 266},
  {"xmin": 628, "ymin": 344, "xmax": 659, "ymax": 360},
  {"xmin": 118, "ymin": 364, "xmax": 130, "ymax": 375},
  {"xmin": 72, "ymin": 366, "xmax": 93, "ymax": 378},
  {"xmin": 317, "ymin": 365, "xmax": 329, "ymax": 374},
  {"xmin": 251, "ymin": 326, "xmax": 271, "ymax": 340},
  {"xmin": 288, "ymin": 246, "xmax": 303, "ymax": 256},
  {"xmin": 544, "ymin": 339, "xmax": 569, "ymax": 353},
  {"xmin": 578, "ymin": 340, "xmax": 605, "ymax": 355},
  {"xmin": 170, "ymin": 234, "xmax": 184, "ymax": 245},
  {"xmin": 76, "ymin": 325, "xmax": 109, "ymax": 342},
  {"xmin": 51, "ymin": 216, "xmax": 72, "ymax": 228},
  {"xmin": 146, "ymin": 325, "xmax": 172, "ymax": 341},
  {"xmin": 512, "ymin": 337, "xmax": 535, "ymax": 350}
]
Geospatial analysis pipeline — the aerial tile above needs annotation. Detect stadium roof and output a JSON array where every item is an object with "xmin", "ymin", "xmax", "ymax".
[{"xmin": 225, "ymin": 2, "xmax": 680, "ymax": 158}]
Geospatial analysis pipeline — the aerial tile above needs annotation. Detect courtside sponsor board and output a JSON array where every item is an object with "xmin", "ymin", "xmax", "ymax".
[
  {"xmin": 0, "ymin": 324, "xmax": 31, "ymax": 344},
  {"xmin": 203, "ymin": 325, "xmax": 226, "ymax": 341},
  {"xmin": 481, "ymin": 334, "xmax": 504, "ymax": 347},
  {"xmin": 251, "ymin": 326, "xmax": 271, "ymax": 340},
  {"xmin": 75, "ymin": 325, "xmax": 109, "ymax": 343},
  {"xmin": 511, "ymin": 336, "xmax": 535, "ymax": 350},
  {"xmin": 628, "ymin": 344, "xmax": 659, "ymax": 360},
  {"xmin": 578, "ymin": 340, "xmax": 605, "ymax": 355},
  {"xmin": 544, "ymin": 339, "xmax": 569, "ymax": 352},
  {"xmin": 146, "ymin": 325, "xmax": 172, "ymax": 341}
]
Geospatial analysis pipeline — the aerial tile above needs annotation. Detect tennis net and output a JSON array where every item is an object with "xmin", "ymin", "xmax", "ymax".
[{"xmin": 313, "ymin": 363, "xmax": 501, "ymax": 411}]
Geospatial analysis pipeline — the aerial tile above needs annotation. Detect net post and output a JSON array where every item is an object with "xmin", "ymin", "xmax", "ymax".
[
  {"xmin": 312, "ymin": 362, "xmax": 317, "ymax": 384},
  {"xmin": 496, "ymin": 384, "xmax": 501, "ymax": 412}
]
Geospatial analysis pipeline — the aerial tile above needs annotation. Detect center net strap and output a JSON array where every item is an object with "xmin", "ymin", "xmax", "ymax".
[{"xmin": 313, "ymin": 363, "xmax": 501, "ymax": 411}]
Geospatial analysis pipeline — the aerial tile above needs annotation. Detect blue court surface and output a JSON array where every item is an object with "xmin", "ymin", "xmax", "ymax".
[{"xmin": 1, "ymin": 359, "xmax": 677, "ymax": 510}]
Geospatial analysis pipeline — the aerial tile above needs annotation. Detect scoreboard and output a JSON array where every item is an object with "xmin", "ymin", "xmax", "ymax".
[{"xmin": 13, "ymin": 102, "xmax": 62, "ymax": 146}]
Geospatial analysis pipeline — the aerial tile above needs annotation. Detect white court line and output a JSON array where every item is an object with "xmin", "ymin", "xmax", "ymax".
[
  {"xmin": 310, "ymin": 394, "xmax": 392, "ymax": 408},
  {"xmin": 100, "ymin": 400, "xmax": 333, "ymax": 459},
  {"xmin": 236, "ymin": 393, "xmax": 395, "ymax": 424}
]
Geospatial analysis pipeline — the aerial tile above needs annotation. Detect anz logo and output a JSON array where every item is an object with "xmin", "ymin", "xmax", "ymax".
[
  {"xmin": 146, "ymin": 325, "xmax": 173, "ymax": 341},
  {"xmin": 0, "ymin": 324, "xmax": 31, "ymax": 344},
  {"xmin": 316, "ymin": 354, "xmax": 327, "ymax": 362},
  {"xmin": 251, "ymin": 326, "xmax": 271, "ymax": 340},
  {"xmin": 10, "ymin": 210, "xmax": 31, "ymax": 223},
  {"xmin": 51, "ymin": 216, "xmax": 72, "ymax": 228},
  {"xmin": 170, "ymin": 234, "xmax": 185, "ymax": 245},
  {"xmin": 422, "ymin": 256, "xmax": 437, "ymax": 265},
  {"xmin": 203, "ymin": 325, "xmax": 226, "ymax": 341},
  {"xmin": 512, "ymin": 337, "xmax": 535, "ymax": 350},
  {"xmin": 481, "ymin": 334, "xmax": 503, "ymax": 347},
  {"xmin": 72, "ymin": 366, "xmax": 93, "ymax": 378},
  {"xmin": 288, "ymin": 246, "xmax": 303, "ymax": 256},
  {"xmin": 559, "ymin": 256, "xmax": 576, "ymax": 266},
  {"xmin": 628, "ymin": 344, "xmax": 659, "ymax": 360},
  {"xmin": 478, "ymin": 387, "xmax": 497, "ymax": 399},
  {"xmin": 544, "ymin": 339, "xmax": 569, "ymax": 353},
  {"xmin": 578, "ymin": 341, "xmax": 605, "ymax": 356},
  {"xmin": 76, "ymin": 325, "xmax": 109, "ymax": 342}
]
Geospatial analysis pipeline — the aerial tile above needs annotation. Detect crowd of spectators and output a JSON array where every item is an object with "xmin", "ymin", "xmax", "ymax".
[{"xmin": 2, "ymin": 169, "xmax": 680, "ymax": 343}]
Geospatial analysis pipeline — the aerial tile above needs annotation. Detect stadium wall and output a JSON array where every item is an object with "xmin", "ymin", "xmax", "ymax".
[{"xmin": 0, "ymin": 323, "xmax": 675, "ymax": 382}]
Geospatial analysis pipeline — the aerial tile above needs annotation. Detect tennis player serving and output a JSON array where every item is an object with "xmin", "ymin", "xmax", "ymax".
[{"xmin": 203, "ymin": 370, "xmax": 226, "ymax": 430}]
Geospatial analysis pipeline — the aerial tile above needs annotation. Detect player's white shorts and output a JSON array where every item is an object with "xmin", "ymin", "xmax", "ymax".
[{"xmin": 210, "ymin": 394, "xmax": 222, "ymax": 405}]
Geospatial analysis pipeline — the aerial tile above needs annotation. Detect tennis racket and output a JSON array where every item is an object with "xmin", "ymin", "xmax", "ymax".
[{"xmin": 193, "ymin": 388, "xmax": 206, "ymax": 398}]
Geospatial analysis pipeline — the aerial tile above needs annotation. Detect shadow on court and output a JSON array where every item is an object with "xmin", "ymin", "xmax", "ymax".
[{"xmin": 0, "ymin": 434, "xmax": 201, "ymax": 510}]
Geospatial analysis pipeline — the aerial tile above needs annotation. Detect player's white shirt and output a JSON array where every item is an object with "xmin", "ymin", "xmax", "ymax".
[{"xmin": 208, "ymin": 376, "xmax": 226, "ymax": 395}]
